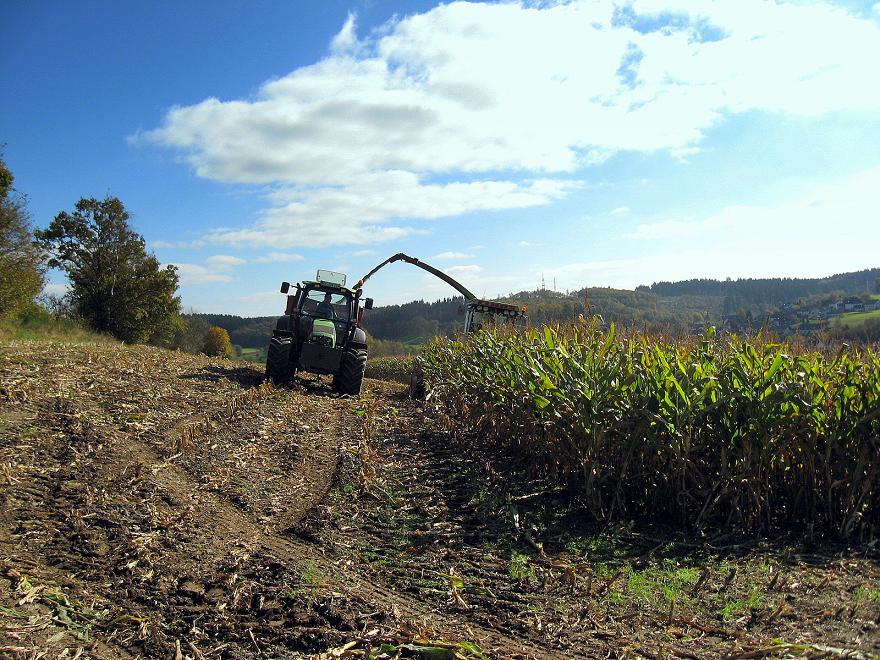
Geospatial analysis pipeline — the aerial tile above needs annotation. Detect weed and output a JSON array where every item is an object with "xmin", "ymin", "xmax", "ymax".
[
  {"xmin": 300, "ymin": 561, "xmax": 325, "ymax": 586},
  {"xmin": 719, "ymin": 588, "xmax": 763, "ymax": 621},
  {"xmin": 509, "ymin": 550, "xmax": 536, "ymax": 582}
]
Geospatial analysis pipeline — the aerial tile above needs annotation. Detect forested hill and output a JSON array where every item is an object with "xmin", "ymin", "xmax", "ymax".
[
  {"xmin": 191, "ymin": 267, "xmax": 880, "ymax": 348},
  {"xmin": 641, "ymin": 269, "xmax": 880, "ymax": 305}
]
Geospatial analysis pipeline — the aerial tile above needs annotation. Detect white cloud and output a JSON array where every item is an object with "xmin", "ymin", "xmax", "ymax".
[
  {"xmin": 445, "ymin": 264, "xmax": 483, "ymax": 276},
  {"xmin": 353, "ymin": 249, "xmax": 378, "ymax": 257},
  {"xmin": 150, "ymin": 239, "xmax": 206, "ymax": 249},
  {"xmin": 610, "ymin": 206, "xmax": 630, "ymax": 216},
  {"xmin": 432, "ymin": 251, "xmax": 474, "ymax": 260},
  {"xmin": 626, "ymin": 166, "xmax": 880, "ymax": 243},
  {"xmin": 141, "ymin": 0, "xmax": 880, "ymax": 248},
  {"xmin": 172, "ymin": 263, "xmax": 234, "ymax": 285},
  {"xmin": 553, "ymin": 166, "xmax": 880, "ymax": 289},
  {"xmin": 331, "ymin": 12, "xmax": 360, "ymax": 55},
  {"xmin": 253, "ymin": 251, "xmax": 305, "ymax": 263},
  {"xmin": 519, "ymin": 240, "xmax": 543, "ymax": 247},
  {"xmin": 205, "ymin": 254, "xmax": 246, "ymax": 270},
  {"xmin": 205, "ymin": 174, "xmax": 574, "ymax": 248}
]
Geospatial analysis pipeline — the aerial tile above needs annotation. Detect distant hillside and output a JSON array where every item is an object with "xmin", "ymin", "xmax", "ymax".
[
  {"xmin": 187, "ymin": 313, "xmax": 276, "ymax": 350},
  {"xmin": 193, "ymin": 267, "xmax": 880, "ymax": 348},
  {"xmin": 641, "ymin": 268, "xmax": 880, "ymax": 305}
]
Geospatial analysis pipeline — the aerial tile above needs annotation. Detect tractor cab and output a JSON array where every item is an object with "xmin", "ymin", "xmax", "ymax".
[{"xmin": 293, "ymin": 286, "xmax": 354, "ymax": 347}]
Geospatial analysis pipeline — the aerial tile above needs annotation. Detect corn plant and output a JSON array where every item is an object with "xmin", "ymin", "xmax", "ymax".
[{"xmin": 420, "ymin": 320, "xmax": 880, "ymax": 539}]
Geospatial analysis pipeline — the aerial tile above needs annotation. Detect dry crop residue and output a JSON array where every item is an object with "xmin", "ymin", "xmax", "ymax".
[
  {"xmin": 0, "ymin": 341, "xmax": 363, "ymax": 658},
  {"xmin": 0, "ymin": 341, "xmax": 547, "ymax": 659},
  {"xmin": 1, "ymin": 340, "xmax": 879, "ymax": 659}
]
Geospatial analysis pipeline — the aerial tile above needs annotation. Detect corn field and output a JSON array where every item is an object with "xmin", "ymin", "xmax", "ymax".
[
  {"xmin": 420, "ymin": 320, "xmax": 880, "ymax": 540},
  {"xmin": 365, "ymin": 355, "xmax": 416, "ymax": 384}
]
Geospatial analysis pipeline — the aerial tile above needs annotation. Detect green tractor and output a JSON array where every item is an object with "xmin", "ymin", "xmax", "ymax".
[{"xmin": 265, "ymin": 269, "xmax": 373, "ymax": 395}]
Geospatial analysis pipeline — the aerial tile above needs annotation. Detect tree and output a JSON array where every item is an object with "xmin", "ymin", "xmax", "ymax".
[
  {"xmin": 35, "ymin": 196, "xmax": 181, "ymax": 344},
  {"xmin": 203, "ymin": 326, "xmax": 234, "ymax": 358},
  {"xmin": 0, "ymin": 156, "xmax": 44, "ymax": 318},
  {"xmin": 167, "ymin": 312, "xmax": 211, "ymax": 354}
]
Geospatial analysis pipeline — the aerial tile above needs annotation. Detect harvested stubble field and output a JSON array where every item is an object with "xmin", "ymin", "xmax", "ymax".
[{"xmin": 1, "ymin": 339, "xmax": 879, "ymax": 659}]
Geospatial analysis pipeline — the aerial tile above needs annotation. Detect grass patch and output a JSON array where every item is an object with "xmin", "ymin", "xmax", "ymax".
[
  {"xmin": 718, "ymin": 588, "xmax": 763, "ymax": 621},
  {"xmin": 832, "ymin": 309, "xmax": 880, "ymax": 327},
  {"xmin": 238, "ymin": 346, "xmax": 266, "ymax": 364},
  {"xmin": 625, "ymin": 564, "xmax": 699, "ymax": 606},
  {"xmin": 0, "ymin": 313, "xmax": 113, "ymax": 344}
]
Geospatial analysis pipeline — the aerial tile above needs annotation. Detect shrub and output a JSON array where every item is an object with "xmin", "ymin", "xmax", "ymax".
[{"xmin": 203, "ymin": 326, "xmax": 234, "ymax": 358}]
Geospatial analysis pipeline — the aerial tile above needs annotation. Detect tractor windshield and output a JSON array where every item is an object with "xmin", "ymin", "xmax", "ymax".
[{"xmin": 301, "ymin": 289, "xmax": 352, "ymax": 322}]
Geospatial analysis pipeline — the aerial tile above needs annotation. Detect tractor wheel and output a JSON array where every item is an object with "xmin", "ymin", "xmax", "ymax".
[
  {"xmin": 333, "ymin": 348, "xmax": 366, "ymax": 396},
  {"xmin": 265, "ymin": 336, "xmax": 293, "ymax": 385}
]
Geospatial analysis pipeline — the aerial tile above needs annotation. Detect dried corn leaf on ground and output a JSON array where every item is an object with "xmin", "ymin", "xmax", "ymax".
[{"xmin": 1, "ymin": 339, "xmax": 878, "ymax": 659}]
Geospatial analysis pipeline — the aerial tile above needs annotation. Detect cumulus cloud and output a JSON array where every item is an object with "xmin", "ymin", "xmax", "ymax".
[
  {"xmin": 151, "ymin": 239, "xmax": 206, "ymax": 249},
  {"xmin": 205, "ymin": 254, "xmax": 246, "ymax": 270},
  {"xmin": 445, "ymin": 264, "xmax": 483, "ymax": 276},
  {"xmin": 140, "ymin": 0, "xmax": 880, "ymax": 248},
  {"xmin": 252, "ymin": 252, "xmax": 305, "ymax": 263},
  {"xmin": 432, "ymin": 251, "xmax": 474, "ymax": 260},
  {"xmin": 172, "ymin": 254, "xmax": 248, "ymax": 284},
  {"xmin": 204, "ymin": 174, "xmax": 574, "ymax": 248},
  {"xmin": 172, "ymin": 263, "xmax": 235, "ymax": 285}
]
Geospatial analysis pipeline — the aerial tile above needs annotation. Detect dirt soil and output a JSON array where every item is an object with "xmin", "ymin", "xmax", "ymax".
[{"xmin": 1, "ymin": 341, "xmax": 879, "ymax": 659}]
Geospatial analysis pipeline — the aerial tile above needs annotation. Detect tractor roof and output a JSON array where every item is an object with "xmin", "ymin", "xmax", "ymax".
[{"xmin": 301, "ymin": 280, "xmax": 357, "ymax": 295}]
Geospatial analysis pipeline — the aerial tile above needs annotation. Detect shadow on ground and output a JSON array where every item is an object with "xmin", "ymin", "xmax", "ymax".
[{"xmin": 178, "ymin": 364, "xmax": 266, "ymax": 388}]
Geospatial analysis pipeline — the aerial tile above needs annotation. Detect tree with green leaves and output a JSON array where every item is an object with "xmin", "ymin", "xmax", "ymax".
[
  {"xmin": 0, "ymin": 156, "xmax": 45, "ymax": 318},
  {"xmin": 35, "ymin": 196, "xmax": 182, "ymax": 344}
]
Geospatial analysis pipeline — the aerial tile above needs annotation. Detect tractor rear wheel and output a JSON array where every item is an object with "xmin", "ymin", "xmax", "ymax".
[
  {"xmin": 265, "ymin": 336, "xmax": 293, "ymax": 385},
  {"xmin": 333, "ymin": 348, "xmax": 366, "ymax": 396}
]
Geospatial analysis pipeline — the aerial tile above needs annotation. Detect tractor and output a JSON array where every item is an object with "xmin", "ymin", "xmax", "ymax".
[
  {"xmin": 265, "ymin": 256, "xmax": 527, "ymax": 397},
  {"xmin": 264, "ymin": 269, "xmax": 373, "ymax": 395}
]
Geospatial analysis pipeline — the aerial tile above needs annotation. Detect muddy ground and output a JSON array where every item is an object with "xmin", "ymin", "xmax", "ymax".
[{"xmin": 1, "ymin": 341, "xmax": 879, "ymax": 659}]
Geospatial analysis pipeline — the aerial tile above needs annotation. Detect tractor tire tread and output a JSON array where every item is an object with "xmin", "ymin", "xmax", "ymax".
[
  {"xmin": 265, "ymin": 336, "xmax": 293, "ymax": 385},
  {"xmin": 334, "ymin": 348, "xmax": 367, "ymax": 396}
]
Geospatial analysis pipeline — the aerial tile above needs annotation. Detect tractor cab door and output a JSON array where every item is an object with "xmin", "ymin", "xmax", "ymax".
[{"xmin": 285, "ymin": 287, "xmax": 302, "ymax": 315}]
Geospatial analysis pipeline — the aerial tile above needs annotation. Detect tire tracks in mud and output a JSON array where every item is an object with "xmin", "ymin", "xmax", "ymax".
[
  {"xmin": 141, "ymin": 382, "xmax": 560, "ymax": 659},
  {"xmin": 0, "ymin": 344, "xmax": 558, "ymax": 658}
]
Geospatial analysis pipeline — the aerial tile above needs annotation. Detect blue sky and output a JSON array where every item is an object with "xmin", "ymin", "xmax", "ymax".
[{"xmin": 3, "ymin": 0, "xmax": 880, "ymax": 316}]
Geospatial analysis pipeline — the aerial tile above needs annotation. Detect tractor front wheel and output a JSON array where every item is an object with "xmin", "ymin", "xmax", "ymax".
[
  {"xmin": 333, "ymin": 348, "xmax": 366, "ymax": 396},
  {"xmin": 265, "ymin": 336, "xmax": 293, "ymax": 386}
]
